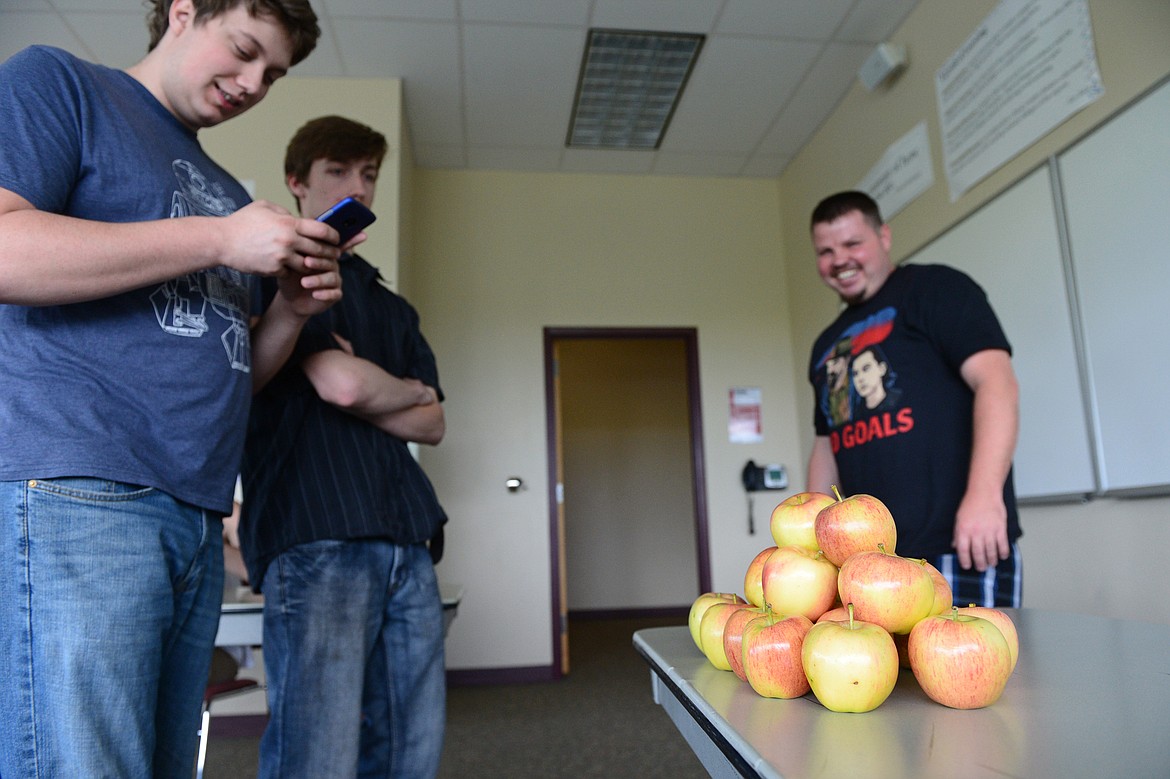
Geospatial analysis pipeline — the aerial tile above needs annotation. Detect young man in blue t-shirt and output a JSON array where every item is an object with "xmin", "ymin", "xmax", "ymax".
[
  {"xmin": 0, "ymin": 1, "xmax": 347, "ymax": 775},
  {"xmin": 806, "ymin": 190, "xmax": 1023, "ymax": 608}
]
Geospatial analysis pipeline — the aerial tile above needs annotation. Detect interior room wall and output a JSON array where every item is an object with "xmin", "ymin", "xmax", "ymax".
[
  {"xmin": 411, "ymin": 171, "xmax": 800, "ymax": 670},
  {"xmin": 776, "ymin": 0, "xmax": 1170, "ymax": 625},
  {"xmin": 558, "ymin": 337, "xmax": 698, "ymax": 612}
]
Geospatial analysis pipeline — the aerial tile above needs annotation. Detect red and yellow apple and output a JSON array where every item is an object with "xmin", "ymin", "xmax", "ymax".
[
  {"xmin": 743, "ymin": 546, "xmax": 776, "ymax": 609},
  {"xmin": 957, "ymin": 604, "xmax": 1019, "ymax": 672},
  {"xmin": 699, "ymin": 600, "xmax": 750, "ymax": 670},
  {"xmin": 741, "ymin": 612, "xmax": 814, "ymax": 699},
  {"xmin": 814, "ymin": 486, "xmax": 897, "ymax": 566},
  {"xmin": 923, "ymin": 560, "xmax": 953, "ymax": 616},
  {"xmin": 688, "ymin": 592, "xmax": 746, "ymax": 651},
  {"xmin": 761, "ymin": 545, "xmax": 839, "ymax": 622},
  {"xmin": 722, "ymin": 605, "xmax": 767, "ymax": 681},
  {"xmin": 801, "ymin": 604, "xmax": 899, "ymax": 713},
  {"xmin": 908, "ymin": 608, "xmax": 1013, "ymax": 709},
  {"xmin": 837, "ymin": 547, "xmax": 935, "ymax": 635},
  {"xmin": 769, "ymin": 491, "xmax": 835, "ymax": 551},
  {"xmin": 815, "ymin": 605, "xmax": 849, "ymax": 623}
]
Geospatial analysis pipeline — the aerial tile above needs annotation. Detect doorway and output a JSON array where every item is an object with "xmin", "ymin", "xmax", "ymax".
[{"xmin": 543, "ymin": 327, "xmax": 711, "ymax": 677}]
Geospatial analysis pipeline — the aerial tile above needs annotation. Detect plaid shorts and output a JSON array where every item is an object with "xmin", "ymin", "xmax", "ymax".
[{"xmin": 930, "ymin": 542, "xmax": 1022, "ymax": 608}]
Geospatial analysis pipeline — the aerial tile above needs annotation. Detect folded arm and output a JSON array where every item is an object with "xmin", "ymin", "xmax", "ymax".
[{"xmin": 302, "ymin": 347, "xmax": 445, "ymax": 445}]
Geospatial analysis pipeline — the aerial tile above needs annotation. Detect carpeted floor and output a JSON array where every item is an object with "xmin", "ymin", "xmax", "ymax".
[{"xmin": 200, "ymin": 615, "xmax": 708, "ymax": 778}]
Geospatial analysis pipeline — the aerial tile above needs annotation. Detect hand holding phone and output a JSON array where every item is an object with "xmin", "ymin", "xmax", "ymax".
[{"xmin": 316, "ymin": 197, "xmax": 376, "ymax": 245}]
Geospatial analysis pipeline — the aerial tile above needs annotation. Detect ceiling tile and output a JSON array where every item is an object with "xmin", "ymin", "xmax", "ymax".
[
  {"xmin": 661, "ymin": 35, "xmax": 822, "ymax": 153},
  {"xmin": 652, "ymin": 151, "xmax": 750, "ymax": 177},
  {"xmin": 319, "ymin": 0, "xmax": 457, "ymax": 21},
  {"xmin": 460, "ymin": 0, "xmax": 589, "ymax": 26},
  {"xmin": 467, "ymin": 146, "xmax": 565, "ymax": 172},
  {"xmin": 758, "ymin": 41, "xmax": 870, "ymax": 156},
  {"xmin": 716, "ymin": 0, "xmax": 855, "ymax": 39},
  {"xmin": 561, "ymin": 147, "xmax": 657, "ymax": 175},
  {"xmin": 62, "ymin": 11, "xmax": 151, "ymax": 69},
  {"xmin": 0, "ymin": 12, "xmax": 87, "ymax": 63},
  {"xmin": 590, "ymin": 0, "xmax": 720, "ymax": 34},
  {"xmin": 837, "ymin": 0, "xmax": 921, "ymax": 42},
  {"xmin": 461, "ymin": 23, "xmax": 583, "ymax": 147}
]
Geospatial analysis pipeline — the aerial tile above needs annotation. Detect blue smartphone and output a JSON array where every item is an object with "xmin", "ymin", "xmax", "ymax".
[{"xmin": 316, "ymin": 197, "xmax": 376, "ymax": 245}]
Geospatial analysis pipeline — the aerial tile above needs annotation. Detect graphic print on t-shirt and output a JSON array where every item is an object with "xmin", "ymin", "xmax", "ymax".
[
  {"xmin": 149, "ymin": 159, "xmax": 251, "ymax": 373},
  {"xmin": 815, "ymin": 307, "xmax": 897, "ymax": 425}
]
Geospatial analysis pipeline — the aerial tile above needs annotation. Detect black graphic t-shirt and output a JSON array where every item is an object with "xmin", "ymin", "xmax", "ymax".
[{"xmin": 808, "ymin": 264, "xmax": 1021, "ymax": 557}]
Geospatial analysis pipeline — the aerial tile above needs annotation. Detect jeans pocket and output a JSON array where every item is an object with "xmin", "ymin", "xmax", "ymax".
[{"xmin": 28, "ymin": 476, "xmax": 155, "ymax": 502}]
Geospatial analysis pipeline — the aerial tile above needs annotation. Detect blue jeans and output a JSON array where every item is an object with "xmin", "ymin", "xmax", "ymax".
[
  {"xmin": 259, "ymin": 540, "xmax": 446, "ymax": 779},
  {"xmin": 0, "ymin": 477, "xmax": 223, "ymax": 778}
]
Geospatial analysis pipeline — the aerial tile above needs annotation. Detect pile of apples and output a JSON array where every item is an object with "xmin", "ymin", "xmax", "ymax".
[{"xmin": 689, "ymin": 488, "xmax": 1019, "ymax": 713}]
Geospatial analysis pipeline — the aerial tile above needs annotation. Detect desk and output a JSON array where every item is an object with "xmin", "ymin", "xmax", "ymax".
[
  {"xmin": 215, "ymin": 582, "xmax": 464, "ymax": 648},
  {"xmin": 634, "ymin": 609, "xmax": 1170, "ymax": 778}
]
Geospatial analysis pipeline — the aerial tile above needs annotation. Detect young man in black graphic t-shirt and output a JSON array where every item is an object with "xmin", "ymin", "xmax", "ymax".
[{"xmin": 806, "ymin": 190, "xmax": 1023, "ymax": 607}]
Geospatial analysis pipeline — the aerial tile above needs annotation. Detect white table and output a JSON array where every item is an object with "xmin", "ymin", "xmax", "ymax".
[
  {"xmin": 634, "ymin": 609, "xmax": 1170, "ymax": 778},
  {"xmin": 215, "ymin": 582, "xmax": 463, "ymax": 648}
]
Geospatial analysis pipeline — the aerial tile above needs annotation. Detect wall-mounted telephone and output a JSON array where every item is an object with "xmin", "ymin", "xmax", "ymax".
[{"xmin": 741, "ymin": 460, "xmax": 788, "ymax": 492}]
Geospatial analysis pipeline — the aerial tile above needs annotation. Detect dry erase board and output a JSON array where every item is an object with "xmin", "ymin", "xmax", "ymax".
[
  {"xmin": 1057, "ymin": 77, "xmax": 1170, "ymax": 495},
  {"xmin": 903, "ymin": 76, "xmax": 1170, "ymax": 499},
  {"xmin": 904, "ymin": 166, "xmax": 1095, "ymax": 501}
]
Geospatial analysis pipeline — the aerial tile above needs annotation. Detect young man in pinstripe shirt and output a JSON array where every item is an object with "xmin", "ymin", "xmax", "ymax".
[{"xmin": 241, "ymin": 115, "xmax": 448, "ymax": 779}]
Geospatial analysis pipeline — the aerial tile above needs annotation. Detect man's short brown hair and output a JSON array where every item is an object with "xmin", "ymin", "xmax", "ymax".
[
  {"xmin": 284, "ymin": 116, "xmax": 389, "ymax": 185},
  {"xmin": 145, "ymin": 0, "xmax": 320, "ymax": 66},
  {"xmin": 810, "ymin": 190, "xmax": 884, "ymax": 233}
]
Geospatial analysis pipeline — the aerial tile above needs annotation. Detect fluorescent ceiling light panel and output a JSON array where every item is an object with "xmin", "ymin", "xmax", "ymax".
[{"xmin": 567, "ymin": 28, "xmax": 705, "ymax": 150}]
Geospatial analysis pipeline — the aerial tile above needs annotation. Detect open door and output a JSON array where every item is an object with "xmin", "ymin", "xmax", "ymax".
[{"xmin": 544, "ymin": 327, "xmax": 711, "ymax": 678}]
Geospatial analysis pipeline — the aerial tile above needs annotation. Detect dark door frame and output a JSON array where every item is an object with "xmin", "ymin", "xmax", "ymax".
[{"xmin": 543, "ymin": 326, "xmax": 712, "ymax": 677}]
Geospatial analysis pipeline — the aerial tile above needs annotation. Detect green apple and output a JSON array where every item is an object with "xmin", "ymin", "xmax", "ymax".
[
  {"xmin": 741, "ymin": 611, "xmax": 814, "ymax": 699},
  {"xmin": 813, "ymin": 486, "xmax": 897, "ymax": 566},
  {"xmin": 769, "ymin": 491, "xmax": 835, "ymax": 551},
  {"xmin": 908, "ymin": 608, "xmax": 1013, "ymax": 709},
  {"xmin": 801, "ymin": 604, "xmax": 899, "ymax": 712},
  {"xmin": 956, "ymin": 604, "xmax": 1019, "ymax": 672},
  {"xmin": 743, "ymin": 546, "xmax": 776, "ymax": 609},
  {"xmin": 837, "ymin": 547, "xmax": 935, "ymax": 634},
  {"xmin": 688, "ymin": 592, "xmax": 745, "ymax": 651},
  {"xmin": 761, "ymin": 545, "xmax": 839, "ymax": 621},
  {"xmin": 699, "ymin": 601, "xmax": 750, "ymax": 671}
]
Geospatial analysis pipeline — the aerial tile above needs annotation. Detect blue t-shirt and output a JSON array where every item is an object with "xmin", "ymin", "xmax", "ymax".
[{"xmin": 0, "ymin": 46, "xmax": 254, "ymax": 514}]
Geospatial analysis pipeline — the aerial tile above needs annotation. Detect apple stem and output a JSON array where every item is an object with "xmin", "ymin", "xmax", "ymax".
[
  {"xmin": 846, "ymin": 602, "xmax": 856, "ymax": 630},
  {"xmin": 831, "ymin": 485, "xmax": 844, "ymax": 502}
]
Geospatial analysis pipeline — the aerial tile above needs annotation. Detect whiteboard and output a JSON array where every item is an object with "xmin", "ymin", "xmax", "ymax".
[
  {"xmin": 1057, "ymin": 78, "xmax": 1170, "ymax": 494},
  {"xmin": 906, "ymin": 166, "xmax": 1096, "ymax": 500}
]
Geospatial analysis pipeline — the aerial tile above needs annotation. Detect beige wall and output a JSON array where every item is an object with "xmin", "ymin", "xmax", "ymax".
[
  {"xmin": 778, "ymin": 0, "xmax": 1170, "ymax": 626},
  {"xmin": 201, "ymin": 77, "xmax": 404, "ymax": 289},
  {"xmin": 412, "ymin": 171, "xmax": 800, "ymax": 669}
]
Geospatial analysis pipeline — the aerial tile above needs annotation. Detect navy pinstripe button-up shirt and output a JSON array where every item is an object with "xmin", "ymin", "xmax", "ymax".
[{"xmin": 239, "ymin": 254, "xmax": 447, "ymax": 590}]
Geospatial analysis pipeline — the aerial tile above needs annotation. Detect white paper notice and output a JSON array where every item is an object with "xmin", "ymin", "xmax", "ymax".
[
  {"xmin": 857, "ymin": 122, "xmax": 934, "ymax": 221},
  {"xmin": 729, "ymin": 387, "xmax": 763, "ymax": 444},
  {"xmin": 936, "ymin": 0, "xmax": 1103, "ymax": 200}
]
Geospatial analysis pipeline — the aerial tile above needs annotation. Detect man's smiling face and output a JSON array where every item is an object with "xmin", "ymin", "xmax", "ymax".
[{"xmin": 812, "ymin": 209, "xmax": 894, "ymax": 305}]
